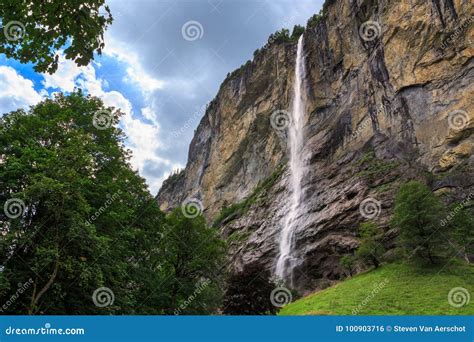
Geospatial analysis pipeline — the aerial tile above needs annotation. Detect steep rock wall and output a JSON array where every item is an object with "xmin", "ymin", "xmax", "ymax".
[{"xmin": 157, "ymin": 0, "xmax": 473, "ymax": 292}]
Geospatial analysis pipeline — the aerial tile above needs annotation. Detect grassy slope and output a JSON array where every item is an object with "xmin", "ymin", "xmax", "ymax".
[{"xmin": 279, "ymin": 262, "xmax": 474, "ymax": 315}]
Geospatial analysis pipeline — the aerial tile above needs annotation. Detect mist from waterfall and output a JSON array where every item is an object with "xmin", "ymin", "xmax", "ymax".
[{"xmin": 275, "ymin": 34, "xmax": 307, "ymax": 286}]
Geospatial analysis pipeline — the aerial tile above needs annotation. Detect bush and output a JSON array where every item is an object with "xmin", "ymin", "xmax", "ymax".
[{"xmin": 340, "ymin": 255, "xmax": 356, "ymax": 277}]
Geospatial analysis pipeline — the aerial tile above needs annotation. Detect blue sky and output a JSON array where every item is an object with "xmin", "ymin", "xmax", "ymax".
[{"xmin": 0, "ymin": 0, "xmax": 324, "ymax": 194}]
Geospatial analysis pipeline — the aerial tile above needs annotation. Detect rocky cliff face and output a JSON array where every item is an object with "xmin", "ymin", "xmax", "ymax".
[{"xmin": 157, "ymin": 0, "xmax": 473, "ymax": 292}]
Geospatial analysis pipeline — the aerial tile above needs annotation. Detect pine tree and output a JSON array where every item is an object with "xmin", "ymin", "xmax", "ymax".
[{"xmin": 391, "ymin": 181, "xmax": 447, "ymax": 264}]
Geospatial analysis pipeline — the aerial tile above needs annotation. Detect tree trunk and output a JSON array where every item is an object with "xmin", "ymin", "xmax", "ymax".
[{"xmin": 28, "ymin": 259, "xmax": 59, "ymax": 314}]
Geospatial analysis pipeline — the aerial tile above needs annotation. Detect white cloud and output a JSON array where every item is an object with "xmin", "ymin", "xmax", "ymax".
[
  {"xmin": 141, "ymin": 106, "xmax": 158, "ymax": 124},
  {"xmin": 42, "ymin": 55, "xmax": 90, "ymax": 92},
  {"xmin": 0, "ymin": 66, "xmax": 43, "ymax": 115},
  {"xmin": 103, "ymin": 36, "xmax": 165, "ymax": 95},
  {"xmin": 39, "ymin": 52, "xmax": 170, "ymax": 194}
]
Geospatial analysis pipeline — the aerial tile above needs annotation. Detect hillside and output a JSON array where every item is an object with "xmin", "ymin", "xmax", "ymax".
[{"xmin": 279, "ymin": 262, "xmax": 474, "ymax": 315}]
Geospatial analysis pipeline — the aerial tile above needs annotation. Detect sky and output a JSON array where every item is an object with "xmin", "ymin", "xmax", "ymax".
[{"xmin": 0, "ymin": 0, "xmax": 324, "ymax": 195}]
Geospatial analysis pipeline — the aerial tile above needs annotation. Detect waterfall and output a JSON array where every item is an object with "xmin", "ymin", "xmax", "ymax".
[{"xmin": 275, "ymin": 34, "xmax": 307, "ymax": 286}]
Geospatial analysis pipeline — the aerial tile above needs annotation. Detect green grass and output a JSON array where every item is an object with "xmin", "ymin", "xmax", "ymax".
[{"xmin": 279, "ymin": 262, "xmax": 474, "ymax": 315}]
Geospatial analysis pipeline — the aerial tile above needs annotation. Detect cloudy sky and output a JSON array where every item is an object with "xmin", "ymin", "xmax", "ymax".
[{"xmin": 0, "ymin": 0, "xmax": 324, "ymax": 194}]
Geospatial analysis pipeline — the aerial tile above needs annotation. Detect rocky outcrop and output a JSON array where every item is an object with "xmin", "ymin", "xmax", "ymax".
[{"xmin": 157, "ymin": 0, "xmax": 473, "ymax": 292}]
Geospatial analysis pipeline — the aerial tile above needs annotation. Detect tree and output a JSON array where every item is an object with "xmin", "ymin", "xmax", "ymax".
[
  {"xmin": 355, "ymin": 221, "xmax": 385, "ymax": 268},
  {"xmin": 0, "ymin": 92, "xmax": 163, "ymax": 314},
  {"xmin": 391, "ymin": 181, "xmax": 447, "ymax": 264},
  {"xmin": 222, "ymin": 263, "xmax": 277, "ymax": 315},
  {"xmin": 290, "ymin": 25, "xmax": 305, "ymax": 41},
  {"xmin": 160, "ymin": 208, "xmax": 226, "ymax": 315},
  {"xmin": 0, "ymin": 92, "xmax": 228, "ymax": 314},
  {"xmin": 450, "ymin": 203, "xmax": 474, "ymax": 263},
  {"xmin": 268, "ymin": 28, "xmax": 290, "ymax": 45},
  {"xmin": 340, "ymin": 255, "xmax": 356, "ymax": 277},
  {"xmin": 0, "ymin": 1, "xmax": 113, "ymax": 73}
]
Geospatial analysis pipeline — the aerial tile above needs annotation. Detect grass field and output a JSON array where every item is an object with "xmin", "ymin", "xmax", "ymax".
[{"xmin": 279, "ymin": 262, "xmax": 474, "ymax": 315}]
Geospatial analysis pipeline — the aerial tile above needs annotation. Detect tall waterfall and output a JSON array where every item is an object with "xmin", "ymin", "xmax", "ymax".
[{"xmin": 275, "ymin": 35, "xmax": 307, "ymax": 285}]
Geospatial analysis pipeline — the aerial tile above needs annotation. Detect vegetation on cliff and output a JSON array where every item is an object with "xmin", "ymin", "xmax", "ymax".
[{"xmin": 213, "ymin": 163, "xmax": 285, "ymax": 228}]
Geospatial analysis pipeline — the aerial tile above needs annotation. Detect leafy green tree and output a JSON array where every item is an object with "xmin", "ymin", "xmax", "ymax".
[
  {"xmin": 159, "ymin": 208, "xmax": 226, "ymax": 315},
  {"xmin": 450, "ymin": 204, "xmax": 474, "ymax": 263},
  {"xmin": 340, "ymin": 255, "xmax": 356, "ymax": 277},
  {"xmin": 0, "ymin": 1, "xmax": 113, "ymax": 73},
  {"xmin": 355, "ymin": 221, "xmax": 385, "ymax": 268},
  {"xmin": 0, "ymin": 92, "xmax": 228, "ymax": 314},
  {"xmin": 391, "ymin": 181, "xmax": 447, "ymax": 264},
  {"xmin": 0, "ymin": 92, "xmax": 167, "ymax": 314}
]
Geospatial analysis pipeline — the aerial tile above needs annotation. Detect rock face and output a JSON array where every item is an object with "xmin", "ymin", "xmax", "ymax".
[{"xmin": 157, "ymin": 0, "xmax": 473, "ymax": 292}]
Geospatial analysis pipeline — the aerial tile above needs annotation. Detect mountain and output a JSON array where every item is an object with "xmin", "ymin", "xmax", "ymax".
[{"xmin": 157, "ymin": 0, "xmax": 473, "ymax": 293}]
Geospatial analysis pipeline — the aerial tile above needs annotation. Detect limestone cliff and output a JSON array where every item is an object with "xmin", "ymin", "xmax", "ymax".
[{"xmin": 157, "ymin": 0, "xmax": 473, "ymax": 292}]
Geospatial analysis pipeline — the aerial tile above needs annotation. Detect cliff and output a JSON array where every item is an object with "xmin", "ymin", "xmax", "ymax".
[{"xmin": 157, "ymin": 0, "xmax": 473, "ymax": 292}]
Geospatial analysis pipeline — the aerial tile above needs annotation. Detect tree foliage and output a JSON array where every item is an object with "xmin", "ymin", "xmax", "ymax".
[
  {"xmin": 290, "ymin": 25, "xmax": 305, "ymax": 41},
  {"xmin": 222, "ymin": 263, "xmax": 276, "ymax": 315},
  {"xmin": 355, "ymin": 221, "xmax": 385, "ymax": 268},
  {"xmin": 0, "ymin": 0, "xmax": 113, "ymax": 73},
  {"xmin": 0, "ymin": 93, "xmax": 225, "ymax": 314},
  {"xmin": 161, "ymin": 209, "xmax": 226, "ymax": 315},
  {"xmin": 340, "ymin": 255, "xmax": 356, "ymax": 277},
  {"xmin": 449, "ymin": 202, "xmax": 474, "ymax": 263},
  {"xmin": 391, "ymin": 181, "xmax": 447, "ymax": 264}
]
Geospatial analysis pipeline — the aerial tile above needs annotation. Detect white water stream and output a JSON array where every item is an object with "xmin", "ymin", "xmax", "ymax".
[{"xmin": 275, "ymin": 35, "xmax": 307, "ymax": 285}]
